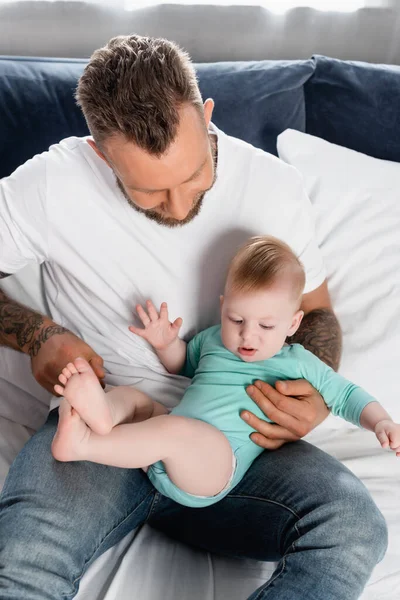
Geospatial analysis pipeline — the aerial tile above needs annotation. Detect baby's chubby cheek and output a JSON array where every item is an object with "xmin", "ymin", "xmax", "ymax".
[{"xmin": 220, "ymin": 328, "xmax": 236, "ymax": 353}]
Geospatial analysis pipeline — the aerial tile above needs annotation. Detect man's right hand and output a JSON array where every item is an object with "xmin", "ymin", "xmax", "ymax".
[{"xmin": 30, "ymin": 328, "xmax": 105, "ymax": 394}]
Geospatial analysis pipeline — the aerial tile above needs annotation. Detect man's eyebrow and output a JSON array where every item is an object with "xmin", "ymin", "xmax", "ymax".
[{"xmin": 127, "ymin": 156, "xmax": 208, "ymax": 193}]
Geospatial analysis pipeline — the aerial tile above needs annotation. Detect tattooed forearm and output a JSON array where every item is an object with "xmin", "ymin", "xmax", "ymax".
[
  {"xmin": 28, "ymin": 325, "xmax": 68, "ymax": 357},
  {"xmin": 0, "ymin": 289, "xmax": 43, "ymax": 350},
  {"xmin": 0, "ymin": 289, "xmax": 67, "ymax": 354},
  {"xmin": 290, "ymin": 308, "xmax": 342, "ymax": 371}
]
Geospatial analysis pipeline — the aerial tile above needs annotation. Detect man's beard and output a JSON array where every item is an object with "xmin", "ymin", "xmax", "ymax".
[
  {"xmin": 115, "ymin": 137, "xmax": 218, "ymax": 228},
  {"xmin": 115, "ymin": 177, "xmax": 206, "ymax": 227}
]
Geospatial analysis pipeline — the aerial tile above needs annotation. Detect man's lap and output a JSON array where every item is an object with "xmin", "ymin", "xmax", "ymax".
[
  {"xmin": 148, "ymin": 438, "xmax": 375, "ymax": 560},
  {"xmin": 0, "ymin": 405, "xmax": 387, "ymax": 600},
  {"xmin": 1, "ymin": 406, "xmax": 376, "ymax": 563}
]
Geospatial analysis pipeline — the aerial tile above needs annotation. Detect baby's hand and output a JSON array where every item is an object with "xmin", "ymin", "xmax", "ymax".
[
  {"xmin": 129, "ymin": 300, "xmax": 183, "ymax": 351},
  {"xmin": 375, "ymin": 419, "xmax": 400, "ymax": 457}
]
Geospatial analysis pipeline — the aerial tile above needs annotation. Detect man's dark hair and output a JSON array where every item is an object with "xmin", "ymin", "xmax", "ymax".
[{"xmin": 76, "ymin": 35, "xmax": 204, "ymax": 155}]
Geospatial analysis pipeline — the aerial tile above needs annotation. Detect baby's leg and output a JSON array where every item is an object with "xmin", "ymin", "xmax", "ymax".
[
  {"xmin": 52, "ymin": 407, "xmax": 233, "ymax": 497},
  {"xmin": 54, "ymin": 357, "xmax": 167, "ymax": 435},
  {"xmin": 106, "ymin": 385, "xmax": 168, "ymax": 426}
]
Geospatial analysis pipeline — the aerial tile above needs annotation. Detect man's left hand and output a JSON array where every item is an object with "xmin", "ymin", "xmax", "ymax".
[{"xmin": 242, "ymin": 379, "xmax": 329, "ymax": 450}]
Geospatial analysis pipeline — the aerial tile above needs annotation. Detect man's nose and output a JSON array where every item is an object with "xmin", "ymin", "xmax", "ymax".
[{"xmin": 167, "ymin": 189, "xmax": 193, "ymax": 220}]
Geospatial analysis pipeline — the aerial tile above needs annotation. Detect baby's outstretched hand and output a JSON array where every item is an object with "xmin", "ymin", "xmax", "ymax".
[
  {"xmin": 129, "ymin": 300, "xmax": 183, "ymax": 350},
  {"xmin": 375, "ymin": 420, "xmax": 400, "ymax": 457}
]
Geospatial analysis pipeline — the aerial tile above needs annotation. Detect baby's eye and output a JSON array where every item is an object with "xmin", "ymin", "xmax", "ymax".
[
  {"xmin": 260, "ymin": 325, "xmax": 275, "ymax": 330},
  {"xmin": 229, "ymin": 318, "xmax": 243, "ymax": 324}
]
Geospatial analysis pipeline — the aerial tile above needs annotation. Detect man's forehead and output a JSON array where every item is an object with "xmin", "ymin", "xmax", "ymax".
[
  {"xmin": 105, "ymin": 130, "xmax": 209, "ymax": 192},
  {"xmin": 102, "ymin": 103, "xmax": 209, "ymax": 191}
]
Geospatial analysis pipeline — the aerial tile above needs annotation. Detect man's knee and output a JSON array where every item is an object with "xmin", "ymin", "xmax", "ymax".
[
  {"xmin": 348, "ymin": 486, "xmax": 388, "ymax": 563},
  {"xmin": 322, "ymin": 472, "xmax": 388, "ymax": 564}
]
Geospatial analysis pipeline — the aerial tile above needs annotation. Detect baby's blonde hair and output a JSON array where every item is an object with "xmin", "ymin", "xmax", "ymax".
[{"xmin": 226, "ymin": 236, "xmax": 306, "ymax": 306}]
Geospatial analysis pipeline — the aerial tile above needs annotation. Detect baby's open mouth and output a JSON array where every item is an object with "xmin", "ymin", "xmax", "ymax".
[{"xmin": 238, "ymin": 347, "xmax": 257, "ymax": 356}]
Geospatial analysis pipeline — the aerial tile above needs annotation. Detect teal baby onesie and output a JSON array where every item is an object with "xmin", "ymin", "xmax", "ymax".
[{"xmin": 147, "ymin": 325, "xmax": 375, "ymax": 507}]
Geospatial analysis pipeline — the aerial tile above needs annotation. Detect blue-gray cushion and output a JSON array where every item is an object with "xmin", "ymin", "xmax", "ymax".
[
  {"xmin": 0, "ymin": 56, "xmax": 315, "ymax": 178},
  {"xmin": 197, "ymin": 60, "xmax": 314, "ymax": 157},
  {"xmin": 0, "ymin": 57, "xmax": 88, "ymax": 179},
  {"xmin": 305, "ymin": 55, "xmax": 400, "ymax": 163}
]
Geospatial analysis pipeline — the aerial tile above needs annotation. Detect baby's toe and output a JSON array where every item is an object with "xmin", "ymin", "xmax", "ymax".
[
  {"xmin": 54, "ymin": 384, "xmax": 64, "ymax": 396},
  {"xmin": 66, "ymin": 362, "xmax": 78, "ymax": 375}
]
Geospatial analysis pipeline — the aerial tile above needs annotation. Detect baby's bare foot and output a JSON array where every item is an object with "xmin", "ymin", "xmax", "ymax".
[
  {"xmin": 51, "ymin": 398, "xmax": 91, "ymax": 462},
  {"xmin": 54, "ymin": 357, "xmax": 113, "ymax": 435}
]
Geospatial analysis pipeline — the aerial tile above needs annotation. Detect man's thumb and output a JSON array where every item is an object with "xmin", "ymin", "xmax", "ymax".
[
  {"xmin": 275, "ymin": 379, "xmax": 311, "ymax": 397},
  {"xmin": 90, "ymin": 355, "xmax": 105, "ymax": 379}
]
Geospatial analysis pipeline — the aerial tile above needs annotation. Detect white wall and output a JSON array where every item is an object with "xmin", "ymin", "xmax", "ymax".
[{"xmin": 1, "ymin": 1, "xmax": 400, "ymax": 64}]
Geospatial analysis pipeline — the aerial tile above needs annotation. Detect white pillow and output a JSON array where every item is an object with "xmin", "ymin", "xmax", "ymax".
[{"xmin": 277, "ymin": 130, "xmax": 400, "ymax": 430}]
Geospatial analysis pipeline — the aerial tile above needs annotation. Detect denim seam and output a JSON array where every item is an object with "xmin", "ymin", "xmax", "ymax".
[
  {"xmin": 227, "ymin": 493, "xmax": 301, "ymax": 519},
  {"xmin": 67, "ymin": 489, "xmax": 156, "ymax": 597},
  {"xmin": 145, "ymin": 491, "xmax": 164, "ymax": 521},
  {"xmin": 250, "ymin": 523, "xmax": 301, "ymax": 599},
  {"xmin": 228, "ymin": 494, "xmax": 302, "ymax": 599}
]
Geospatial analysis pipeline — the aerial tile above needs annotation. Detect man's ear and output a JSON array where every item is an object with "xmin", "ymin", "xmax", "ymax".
[
  {"xmin": 87, "ymin": 139, "xmax": 110, "ymax": 166},
  {"xmin": 203, "ymin": 98, "xmax": 214, "ymax": 128},
  {"xmin": 287, "ymin": 310, "xmax": 304, "ymax": 337},
  {"xmin": 220, "ymin": 295, "xmax": 224, "ymax": 309}
]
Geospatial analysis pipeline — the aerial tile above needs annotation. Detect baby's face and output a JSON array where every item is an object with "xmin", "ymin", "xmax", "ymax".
[{"xmin": 220, "ymin": 284, "xmax": 303, "ymax": 362}]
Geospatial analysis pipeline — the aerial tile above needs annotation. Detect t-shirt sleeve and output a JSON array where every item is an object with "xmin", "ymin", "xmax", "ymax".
[
  {"xmin": 277, "ymin": 166, "xmax": 326, "ymax": 294},
  {"xmin": 180, "ymin": 331, "xmax": 205, "ymax": 379},
  {"xmin": 0, "ymin": 153, "xmax": 48, "ymax": 274},
  {"xmin": 298, "ymin": 347, "xmax": 376, "ymax": 426}
]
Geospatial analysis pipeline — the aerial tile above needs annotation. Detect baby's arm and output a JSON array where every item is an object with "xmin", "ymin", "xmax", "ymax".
[
  {"xmin": 299, "ymin": 348, "xmax": 400, "ymax": 455},
  {"xmin": 129, "ymin": 300, "xmax": 187, "ymax": 374},
  {"xmin": 156, "ymin": 336, "xmax": 187, "ymax": 375},
  {"xmin": 360, "ymin": 402, "xmax": 400, "ymax": 456}
]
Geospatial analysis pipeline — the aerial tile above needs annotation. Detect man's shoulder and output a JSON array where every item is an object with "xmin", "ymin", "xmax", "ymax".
[
  {"xmin": 217, "ymin": 126, "xmax": 301, "ymax": 185},
  {"xmin": 46, "ymin": 136, "xmax": 92, "ymax": 162},
  {"xmin": 14, "ymin": 136, "xmax": 93, "ymax": 176},
  {"xmin": 40, "ymin": 136, "xmax": 110, "ymax": 186}
]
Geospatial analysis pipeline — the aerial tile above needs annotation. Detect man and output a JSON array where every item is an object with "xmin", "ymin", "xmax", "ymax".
[{"xmin": 0, "ymin": 35, "xmax": 387, "ymax": 599}]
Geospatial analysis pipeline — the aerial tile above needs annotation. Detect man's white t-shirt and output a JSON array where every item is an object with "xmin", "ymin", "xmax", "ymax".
[{"xmin": 0, "ymin": 125, "xmax": 326, "ymax": 408}]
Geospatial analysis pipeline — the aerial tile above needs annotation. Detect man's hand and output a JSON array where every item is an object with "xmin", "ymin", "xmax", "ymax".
[
  {"xmin": 241, "ymin": 379, "xmax": 329, "ymax": 450},
  {"xmin": 31, "ymin": 329, "xmax": 105, "ymax": 394}
]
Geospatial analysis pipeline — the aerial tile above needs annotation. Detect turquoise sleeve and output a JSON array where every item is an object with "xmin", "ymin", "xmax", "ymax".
[
  {"xmin": 299, "ymin": 349, "xmax": 377, "ymax": 426},
  {"xmin": 180, "ymin": 331, "xmax": 204, "ymax": 379}
]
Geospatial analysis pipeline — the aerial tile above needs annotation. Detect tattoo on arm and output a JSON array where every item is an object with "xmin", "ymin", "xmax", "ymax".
[
  {"xmin": 0, "ymin": 289, "xmax": 68, "ymax": 354},
  {"xmin": 290, "ymin": 308, "xmax": 342, "ymax": 371},
  {"xmin": 0, "ymin": 272, "xmax": 11, "ymax": 279},
  {"xmin": 28, "ymin": 325, "xmax": 68, "ymax": 357}
]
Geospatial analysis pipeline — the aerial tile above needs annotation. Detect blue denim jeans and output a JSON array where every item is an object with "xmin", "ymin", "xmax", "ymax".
[{"xmin": 0, "ymin": 409, "xmax": 387, "ymax": 599}]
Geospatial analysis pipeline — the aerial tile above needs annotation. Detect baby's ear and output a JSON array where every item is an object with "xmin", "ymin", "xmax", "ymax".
[{"xmin": 287, "ymin": 310, "xmax": 304, "ymax": 337}]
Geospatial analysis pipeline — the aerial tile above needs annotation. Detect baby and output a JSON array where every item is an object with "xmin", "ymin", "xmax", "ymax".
[{"xmin": 52, "ymin": 235, "xmax": 400, "ymax": 508}]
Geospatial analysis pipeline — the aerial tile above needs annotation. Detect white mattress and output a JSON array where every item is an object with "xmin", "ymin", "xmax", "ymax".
[{"xmin": 1, "ymin": 402, "xmax": 399, "ymax": 599}]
